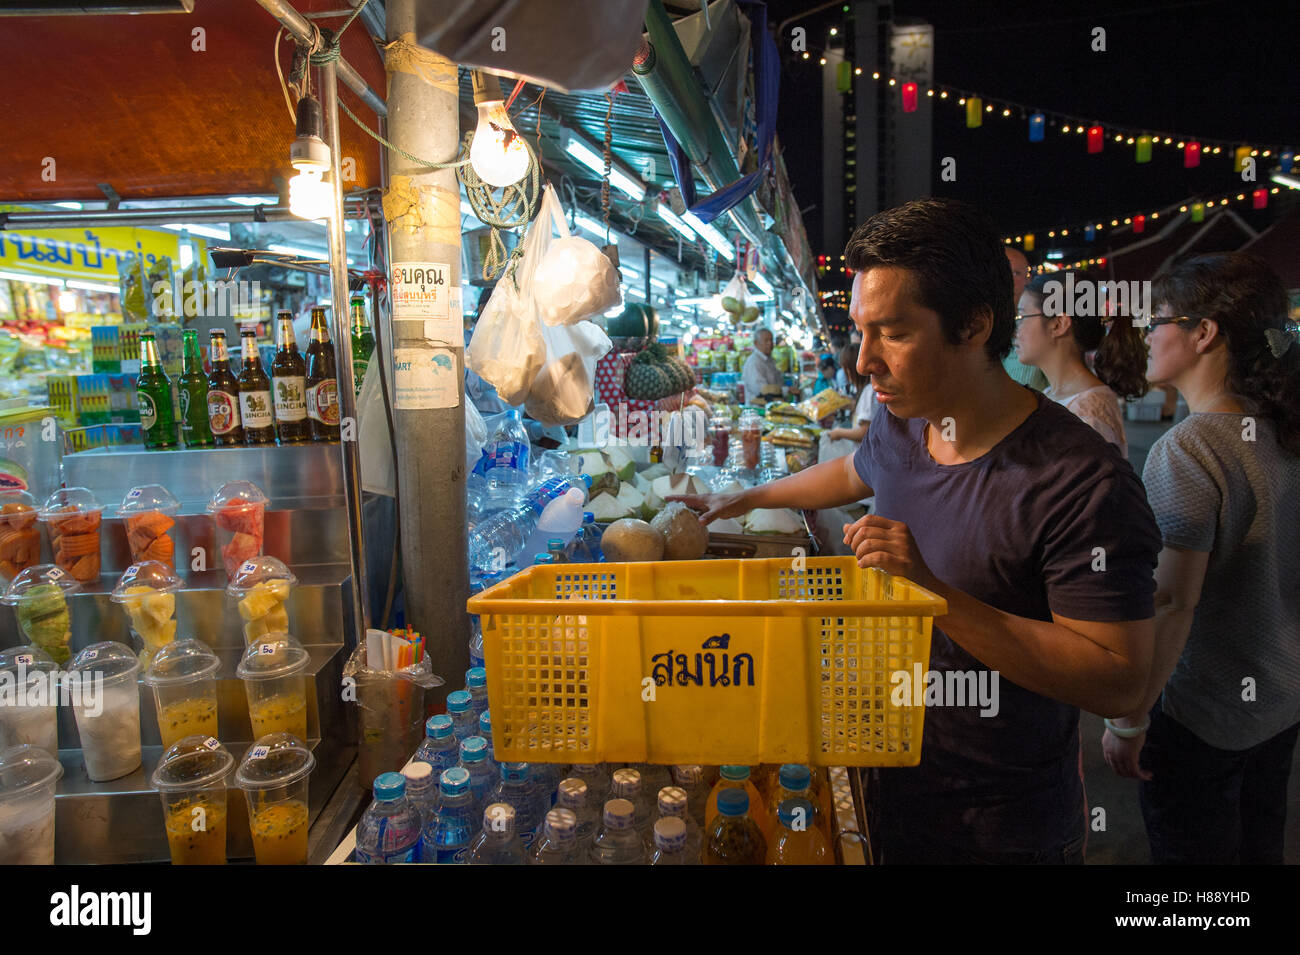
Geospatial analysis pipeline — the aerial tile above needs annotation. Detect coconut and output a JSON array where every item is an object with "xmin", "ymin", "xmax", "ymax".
[
  {"xmin": 615, "ymin": 482, "xmax": 647, "ymax": 519},
  {"xmin": 631, "ymin": 472, "xmax": 652, "ymax": 494},
  {"xmin": 708, "ymin": 517, "xmax": 746, "ymax": 535},
  {"xmin": 601, "ymin": 518, "xmax": 665, "ymax": 562},
  {"xmin": 639, "ymin": 462, "xmax": 670, "ymax": 483},
  {"xmin": 578, "ymin": 451, "xmax": 619, "ymax": 497},
  {"xmin": 743, "ymin": 508, "xmax": 804, "ymax": 535},
  {"xmin": 650, "ymin": 501, "xmax": 710, "ymax": 560},
  {"xmin": 647, "ymin": 473, "xmax": 711, "ymax": 516},
  {"xmin": 588, "ymin": 491, "xmax": 632, "ymax": 522},
  {"xmin": 604, "ymin": 446, "xmax": 637, "ymax": 483}
]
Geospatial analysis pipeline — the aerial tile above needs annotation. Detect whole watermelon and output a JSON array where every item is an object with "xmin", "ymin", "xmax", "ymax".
[{"xmin": 607, "ymin": 303, "xmax": 659, "ymax": 341}]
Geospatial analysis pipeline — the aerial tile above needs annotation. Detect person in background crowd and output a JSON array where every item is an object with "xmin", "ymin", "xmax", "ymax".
[
  {"xmin": 1001, "ymin": 246, "xmax": 1050, "ymax": 391},
  {"xmin": 825, "ymin": 342, "xmax": 876, "ymax": 444},
  {"xmin": 813, "ymin": 354, "xmax": 838, "ymax": 394},
  {"xmin": 672, "ymin": 198, "xmax": 1160, "ymax": 865},
  {"xmin": 1013, "ymin": 271, "xmax": 1149, "ymax": 456},
  {"xmin": 742, "ymin": 326, "xmax": 784, "ymax": 403},
  {"xmin": 1102, "ymin": 252, "xmax": 1300, "ymax": 865}
]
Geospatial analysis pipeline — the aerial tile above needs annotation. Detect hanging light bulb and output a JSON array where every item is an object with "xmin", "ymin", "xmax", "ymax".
[
  {"xmin": 288, "ymin": 93, "xmax": 332, "ymax": 221},
  {"xmin": 470, "ymin": 70, "xmax": 530, "ymax": 188}
]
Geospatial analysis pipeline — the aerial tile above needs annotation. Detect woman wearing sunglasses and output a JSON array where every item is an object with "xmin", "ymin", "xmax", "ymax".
[
  {"xmin": 1013, "ymin": 271, "xmax": 1149, "ymax": 454},
  {"xmin": 1102, "ymin": 252, "xmax": 1300, "ymax": 864}
]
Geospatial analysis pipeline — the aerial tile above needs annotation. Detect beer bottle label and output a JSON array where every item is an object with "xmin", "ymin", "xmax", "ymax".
[
  {"xmin": 307, "ymin": 378, "xmax": 340, "ymax": 425},
  {"xmin": 139, "ymin": 392, "xmax": 158, "ymax": 432},
  {"xmin": 273, "ymin": 375, "xmax": 308, "ymax": 422},
  {"xmin": 239, "ymin": 390, "xmax": 274, "ymax": 429},
  {"xmin": 208, "ymin": 390, "xmax": 240, "ymax": 435}
]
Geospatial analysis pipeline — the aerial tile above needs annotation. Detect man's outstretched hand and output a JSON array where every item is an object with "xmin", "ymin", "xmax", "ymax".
[{"xmin": 665, "ymin": 490, "xmax": 750, "ymax": 525}]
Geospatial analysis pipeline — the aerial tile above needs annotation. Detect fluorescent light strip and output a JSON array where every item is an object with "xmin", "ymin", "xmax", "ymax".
[
  {"xmin": 656, "ymin": 204, "xmax": 696, "ymax": 240},
  {"xmin": 1270, "ymin": 172, "xmax": 1300, "ymax": 190},
  {"xmin": 0, "ymin": 269, "xmax": 59, "ymax": 285},
  {"xmin": 227, "ymin": 196, "xmax": 272, "ymax": 206},
  {"xmin": 53, "ymin": 201, "xmax": 83, "ymax": 210},
  {"xmin": 649, "ymin": 276, "xmax": 667, "ymax": 290},
  {"xmin": 682, "ymin": 211, "xmax": 735, "ymax": 261},
  {"xmin": 564, "ymin": 136, "xmax": 647, "ymax": 200},
  {"xmin": 66, "ymin": 279, "xmax": 120, "ymax": 293},
  {"xmin": 161, "ymin": 222, "xmax": 231, "ymax": 241},
  {"xmin": 267, "ymin": 244, "xmax": 327, "ymax": 259},
  {"xmin": 572, "ymin": 213, "xmax": 607, "ymax": 237},
  {"xmin": 751, "ymin": 271, "xmax": 774, "ymax": 296}
]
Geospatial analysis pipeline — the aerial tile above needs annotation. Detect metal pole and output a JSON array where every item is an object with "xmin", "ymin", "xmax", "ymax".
[
  {"xmin": 320, "ymin": 60, "xmax": 370, "ymax": 644},
  {"xmin": 386, "ymin": 0, "xmax": 467, "ymax": 698}
]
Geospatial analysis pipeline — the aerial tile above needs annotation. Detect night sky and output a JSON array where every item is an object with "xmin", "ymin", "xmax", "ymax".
[{"xmin": 769, "ymin": 0, "xmax": 1300, "ymax": 262}]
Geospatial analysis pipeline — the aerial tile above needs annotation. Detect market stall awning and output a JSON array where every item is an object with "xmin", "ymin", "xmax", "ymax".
[{"xmin": 0, "ymin": 0, "xmax": 386, "ymax": 202}]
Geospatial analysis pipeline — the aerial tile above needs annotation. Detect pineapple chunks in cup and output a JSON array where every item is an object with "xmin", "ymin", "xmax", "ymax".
[
  {"xmin": 110, "ymin": 562, "xmax": 183, "ymax": 668},
  {"xmin": 226, "ymin": 556, "xmax": 297, "ymax": 648}
]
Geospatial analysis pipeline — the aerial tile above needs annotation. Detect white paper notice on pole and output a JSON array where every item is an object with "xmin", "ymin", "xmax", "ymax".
[
  {"xmin": 392, "ymin": 261, "xmax": 461, "ymax": 344},
  {"xmin": 392, "ymin": 346, "xmax": 460, "ymax": 410}
]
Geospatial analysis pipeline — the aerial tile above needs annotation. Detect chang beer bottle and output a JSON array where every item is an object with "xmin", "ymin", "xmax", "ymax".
[
  {"xmin": 237, "ymin": 326, "xmax": 276, "ymax": 446},
  {"xmin": 305, "ymin": 307, "xmax": 341, "ymax": 442},
  {"xmin": 271, "ymin": 311, "xmax": 310, "ymax": 445},
  {"xmin": 137, "ymin": 331, "xmax": 178, "ymax": 450},
  {"xmin": 177, "ymin": 329, "xmax": 213, "ymax": 448},
  {"xmin": 206, "ymin": 329, "xmax": 243, "ymax": 446},
  {"xmin": 350, "ymin": 295, "xmax": 374, "ymax": 396}
]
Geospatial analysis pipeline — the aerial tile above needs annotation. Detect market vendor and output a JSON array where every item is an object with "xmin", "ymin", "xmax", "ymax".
[
  {"xmin": 671, "ymin": 197, "xmax": 1160, "ymax": 865},
  {"xmin": 742, "ymin": 327, "xmax": 784, "ymax": 403}
]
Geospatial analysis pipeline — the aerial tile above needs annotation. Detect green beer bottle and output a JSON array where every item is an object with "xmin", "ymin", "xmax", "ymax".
[
  {"xmin": 137, "ymin": 331, "xmax": 178, "ymax": 450},
  {"xmin": 350, "ymin": 295, "xmax": 375, "ymax": 396},
  {"xmin": 177, "ymin": 328, "xmax": 213, "ymax": 448}
]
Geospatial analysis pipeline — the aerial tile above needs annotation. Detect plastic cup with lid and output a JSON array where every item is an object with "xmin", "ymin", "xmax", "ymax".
[
  {"xmin": 117, "ymin": 484, "xmax": 182, "ymax": 569},
  {"xmin": 235, "ymin": 731, "xmax": 316, "ymax": 865},
  {"xmin": 37, "ymin": 487, "xmax": 103, "ymax": 584},
  {"xmin": 0, "ymin": 744, "xmax": 64, "ymax": 864},
  {"xmin": 3, "ymin": 564, "xmax": 80, "ymax": 667},
  {"xmin": 206, "ymin": 480, "xmax": 270, "ymax": 578},
  {"xmin": 236, "ymin": 634, "xmax": 311, "ymax": 741},
  {"xmin": 110, "ymin": 561, "xmax": 183, "ymax": 669},
  {"xmin": 0, "ymin": 645, "xmax": 60, "ymax": 757},
  {"xmin": 150, "ymin": 734, "xmax": 235, "ymax": 865},
  {"xmin": 0, "ymin": 489, "xmax": 42, "ymax": 583},
  {"xmin": 65, "ymin": 641, "xmax": 142, "ymax": 782},
  {"xmin": 226, "ymin": 555, "xmax": 298, "ymax": 648},
  {"xmin": 144, "ymin": 638, "xmax": 221, "ymax": 750}
]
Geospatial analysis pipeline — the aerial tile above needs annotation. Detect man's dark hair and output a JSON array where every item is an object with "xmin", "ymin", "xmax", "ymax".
[{"xmin": 843, "ymin": 198, "xmax": 1015, "ymax": 362}]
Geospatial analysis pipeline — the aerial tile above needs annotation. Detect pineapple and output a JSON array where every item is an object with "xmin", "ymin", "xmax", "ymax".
[
  {"xmin": 238, "ymin": 583, "xmax": 281, "ymax": 621},
  {"xmin": 266, "ymin": 579, "xmax": 291, "ymax": 601},
  {"xmin": 144, "ymin": 593, "xmax": 175, "ymax": 626},
  {"xmin": 244, "ymin": 618, "xmax": 270, "ymax": 644},
  {"xmin": 262, "ymin": 604, "xmax": 290, "ymax": 634}
]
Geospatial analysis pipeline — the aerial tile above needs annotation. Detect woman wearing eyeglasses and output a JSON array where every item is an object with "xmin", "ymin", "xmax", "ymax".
[
  {"xmin": 1013, "ymin": 271, "xmax": 1149, "ymax": 454},
  {"xmin": 1102, "ymin": 252, "xmax": 1300, "ymax": 864}
]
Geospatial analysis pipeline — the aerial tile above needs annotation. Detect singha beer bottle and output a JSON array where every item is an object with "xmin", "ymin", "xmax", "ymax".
[
  {"xmin": 350, "ymin": 295, "xmax": 374, "ymax": 396},
  {"xmin": 306, "ymin": 307, "xmax": 341, "ymax": 442},
  {"xmin": 237, "ymin": 326, "xmax": 276, "ymax": 445},
  {"xmin": 206, "ymin": 329, "xmax": 243, "ymax": 446},
  {"xmin": 137, "ymin": 331, "xmax": 178, "ymax": 450},
  {"xmin": 271, "ymin": 311, "xmax": 309, "ymax": 444},
  {"xmin": 177, "ymin": 328, "xmax": 213, "ymax": 448}
]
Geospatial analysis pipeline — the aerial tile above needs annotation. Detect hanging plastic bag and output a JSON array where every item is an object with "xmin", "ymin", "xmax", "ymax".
[
  {"xmin": 533, "ymin": 188, "xmax": 622, "ymax": 326},
  {"xmin": 358, "ymin": 344, "xmax": 395, "ymax": 497},
  {"xmin": 525, "ymin": 319, "xmax": 612, "ymax": 426},
  {"xmin": 719, "ymin": 271, "xmax": 761, "ymax": 324},
  {"xmin": 465, "ymin": 400, "xmax": 487, "ymax": 470}
]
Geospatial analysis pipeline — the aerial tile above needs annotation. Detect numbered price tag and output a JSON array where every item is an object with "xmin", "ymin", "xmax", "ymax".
[
  {"xmin": 249, "ymin": 745, "xmax": 271, "ymax": 760},
  {"xmin": 258, "ymin": 643, "xmax": 276, "ymax": 655},
  {"xmin": 46, "ymin": 567, "xmax": 65, "ymax": 581},
  {"xmin": 82, "ymin": 649, "xmax": 98, "ymax": 661},
  {"xmin": 240, "ymin": 561, "xmax": 258, "ymax": 574},
  {"xmin": 128, "ymin": 489, "xmax": 142, "ymax": 498},
  {"xmin": 201, "ymin": 737, "xmax": 221, "ymax": 752},
  {"xmin": 15, "ymin": 653, "xmax": 33, "ymax": 667}
]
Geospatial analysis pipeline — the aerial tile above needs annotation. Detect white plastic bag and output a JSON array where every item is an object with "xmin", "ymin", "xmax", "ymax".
[
  {"xmin": 525, "ymin": 319, "xmax": 612, "ymax": 425},
  {"xmin": 465, "ymin": 400, "xmax": 487, "ymax": 470},
  {"xmin": 358, "ymin": 345, "xmax": 395, "ymax": 497},
  {"xmin": 534, "ymin": 215, "xmax": 623, "ymax": 326},
  {"xmin": 720, "ymin": 271, "xmax": 761, "ymax": 324}
]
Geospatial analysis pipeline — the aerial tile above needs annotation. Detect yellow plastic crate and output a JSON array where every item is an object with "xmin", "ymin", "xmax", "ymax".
[{"xmin": 467, "ymin": 556, "xmax": 946, "ymax": 768}]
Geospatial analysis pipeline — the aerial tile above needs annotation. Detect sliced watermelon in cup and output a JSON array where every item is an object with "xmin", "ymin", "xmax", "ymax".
[{"xmin": 207, "ymin": 481, "xmax": 269, "ymax": 578}]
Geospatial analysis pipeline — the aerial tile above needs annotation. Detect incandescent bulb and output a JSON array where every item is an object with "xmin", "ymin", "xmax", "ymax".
[
  {"xmin": 470, "ymin": 101, "xmax": 530, "ymax": 188},
  {"xmin": 289, "ymin": 167, "xmax": 332, "ymax": 221}
]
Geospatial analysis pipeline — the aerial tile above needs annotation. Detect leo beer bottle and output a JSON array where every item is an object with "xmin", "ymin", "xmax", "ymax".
[
  {"xmin": 206, "ymin": 329, "xmax": 243, "ymax": 446},
  {"xmin": 306, "ymin": 307, "xmax": 341, "ymax": 442},
  {"xmin": 237, "ymin": 326, "xmax": 276, "ymax": 446},
  {"xmin": 137, "ymin": 331, "xmax": 178, "ymax": 450},
  {"xmin": 271, "ymin": 311, "xmax": 310, "ymax": 444},
  {"xmin": 177, "ymin": 328, "xmax": 213, "ymax": 448}
]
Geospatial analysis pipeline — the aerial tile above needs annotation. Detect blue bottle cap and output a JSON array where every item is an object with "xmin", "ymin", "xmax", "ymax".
[
  {"xmin": 460, "ymin": 736, "xmax": 488, "ymax": 763},
  {"xmin": 465, "ymin": 667, "xmax": 487, "ymax": 688},
  {"xmin": 579, "ymin": 474, "xmax": 593, "ymax": 488},
  {"xmin": 777, "ymin": 797, "xmax": 816, "ymax": 829},
  {"xmin": 583, "ymin": 512, "xmax": 595, "ymax": 524},
  {"xmin": 373, "ymin": 771, "xmax": 406, "ymax": 800},
  {"xmin": 446, "ymin": 690, "xmax": 472, "ymax": 713},
  {"xmin": 479, "ymin": 710, "xmax": 492, "ymax": 734},
  {"xmin": 716, "ymin": 787, "xmax": 749, "ymax": 817},
  {"xmin": 501, "ymin": 761, "xmax": 530, "ymax": 781},
  {"xmin": 439, "ymin": 766, "xmax": 471, "ymax": 795},
  {"xmin": 425, "ymin": 714, "xmax": 453, "ymax": 739},
  {"xmin": 533, "ymin": 553, "xmax": 555, "ymax": 564},
  {"xmin": 719, "ymin": 765, "xmax": 750, "ymax": 781},
  {"xmin": 778, "ymin": 764, "xmax": 811, "ymax": 792}
]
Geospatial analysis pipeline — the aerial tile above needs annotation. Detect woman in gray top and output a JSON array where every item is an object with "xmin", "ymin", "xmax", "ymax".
[{"xmin": 1103, "ymin": 252, "xmax": 1300, "ymax": 863}]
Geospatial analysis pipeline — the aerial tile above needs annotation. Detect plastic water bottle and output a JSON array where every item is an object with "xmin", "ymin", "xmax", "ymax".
[
  {"xmin": 468, "ymin": 803, "xmax": 526, "ymax": 865},
  {"xmin": 671, "ymin": 765, "xmax": 710, "ymax": 829},
  {"xmin": 579, "ymin": 512, "xmax": 603, "ymax": 563},
  {"xmin": 610, "ymin": 768, "xmax": 653, "ymax": 839},
  {"xmin": 413, "ymin": 715, "xmax": 459, "ymax": 777},
  {"xmin": 553, "ymin": 777, "xmax": 600, "ymax": 851},
  {"xmin": 516, "ymin": 488, "xmax": 586, "ymax": 568},
  {"xmin": 467, "ymin": 476, "xmax": 590, "ymax": 574},
  {"xmin": 354, "ymin": 772, "xmax": 422, "ymax": 864},
  {"xmin": 591, "ymin": 798, "xmax": 647, "ymax": 865},
  {"xmin": 465, "ymin": 667, "xmax": 489, "ymax": 722},
  {"xmin": 487, "ymin": 762, "xmax": 546, "ymax": 850},
  {"xmin": 649, "ymin": 816, "xmax": 697, "ymax": 865},
  {"xmin": 447, "ymin": 690, "xmax": 477, "ymax": 743},
  {"xmin": 645, "ymin": 785, "xmax": 703, "ymax": 859},
  {"xmin": 477, "ymin": 710, "xmax": 500, "ymax": 780},
  {"xmin": 423, "ymin": 767, "xmax": 476, "ymax": 864},
  {"xmin": 481, "ymin": 408, "xmax": 532, "ymax": 510},
  {"xmin": 546, "ymin": 538, "xmax": 567, "ymax": 563},
  {"xmin": 630, "ymin": 763, "xmax": 674, "ymax": 798},
  {"xmin": 459, "ymin": 736, "xmax": 495, "ymax": 818},
  {"xmin": 400, "ymin": 761, "xmax": 439, "ymax": 830},
  {"xmin": 468, "ymin": 628, "xmax": 486, "ymax": 670},
  {"xmin": 569, "ymin": 763, "xmax": 612, "ymax": 808},
  {"xmin": 529, "ymin": 808, "xmax": 581, "ymax": 865}
]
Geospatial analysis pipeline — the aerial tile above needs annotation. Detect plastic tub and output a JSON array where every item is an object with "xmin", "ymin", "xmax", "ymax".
[
  {"xmin": 235, "ymin": 732, "xmax": 316, "ymax": 865},
  {"xmin": 2, "ymin": 564, "xmax": 80, "ymax": 666},
  {"xmin": 65, "ymin": 641, "xmax": 142, "ymax": 782},
  {"xmin": 0, "ymin": 744, "xmax": 64, "ymax": 864},
  {"xmin": 150, "ymin": 735, "xmax": 235, "ymax": 865},
  {"xmin": 39, "ymin": 487, "xmax": 103, "ymax": 583},
  {"xmin": 144, "ymin": 638, "xmax": 221, "ymax": 750},
  {"xmin": 0, "ymin": 645, "xmax": 60, "ymax": 756},
  {"xmin": 0, "ymin": 489, "xmax": 42, "ymax": 583},
  {"xmin": 236, "ymin": 635, "xmax": 311, "ymax": 741},
  {"xmin": 110, "ymin": 561, "xmax": 183, "ymax": 669},
  {"xmin": 226, "ymin": 556, "xmax": 297, "ymax": 648},
  {"xmin": 207, "ymin": 481, "xmax": 269, "ymax": 578},
  {"xmin": 118, "ymin": 484, "xmax": 181, "ymax": 569}
]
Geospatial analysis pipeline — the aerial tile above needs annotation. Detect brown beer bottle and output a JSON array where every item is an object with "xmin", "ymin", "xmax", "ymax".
[
  {"xmin": 305, "ymin": 306, "xmax": 341, "ymax": 442},
  {"xmin": 206, "ymin": 329, "xmax": 243, "ymax": 446},
  {"xmin": 271, "ymin": 310, "xmax": 310, "ymax": 444},
  {"xmin": 237, "ymin": 326, "xmax": 276, "ymax": 445}
]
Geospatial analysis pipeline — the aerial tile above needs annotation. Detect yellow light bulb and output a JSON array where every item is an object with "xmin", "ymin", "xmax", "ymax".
[
  {"xmin": 470, "ymin": 101, "xmax": 531, "ymax": 188},
  {"xmin": 289, "ymin": 168, "xmax": 332, "ymax": 220}
]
